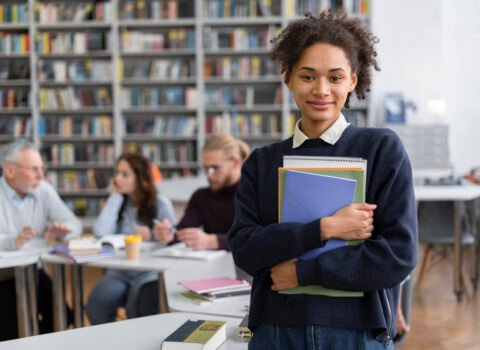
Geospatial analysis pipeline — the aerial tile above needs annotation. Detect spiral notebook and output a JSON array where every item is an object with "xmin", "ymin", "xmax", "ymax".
[{"xmin": 283, "ymin": 155, "xmax": 367, "ymax": 170}]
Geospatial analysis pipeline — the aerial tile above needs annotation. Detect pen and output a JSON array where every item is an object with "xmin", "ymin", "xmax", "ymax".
[{"xmin": 152, "ymin": 219, "xmax": 178, "ymax": 236}]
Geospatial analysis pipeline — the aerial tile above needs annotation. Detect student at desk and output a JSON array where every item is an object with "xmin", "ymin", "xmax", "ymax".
[
  {"xmin": 154, "ymin": 133, "xmax": 250, "ymax": 250},
  {"xmin": 228, "ymin": 11, "xmax": 418, "ymax": 350},
  {"xmin": 136, "ymin": 133, "xmax": 251, "ymax": 316},
  {"xmin": 86, "ymin": 153, "xmax": 175, "ymax": 325},
  {"xmin": 0, "ymin": 140, "xmax": 82, "ymax": 340}
]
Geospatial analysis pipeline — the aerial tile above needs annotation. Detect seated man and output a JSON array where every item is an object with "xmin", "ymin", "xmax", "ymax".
[
  {"xmin": 0, "ymin": 140, "xmax": 82, "ymax": 340},
  {"xmin": 136, "ymin": 134, "xmax": 250, "ymax": 316}
]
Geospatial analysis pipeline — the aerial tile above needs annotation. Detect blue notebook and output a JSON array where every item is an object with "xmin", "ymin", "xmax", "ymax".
[{"xmin": 281, "ymin": 169, "xmax": 356, "ymax": 260}]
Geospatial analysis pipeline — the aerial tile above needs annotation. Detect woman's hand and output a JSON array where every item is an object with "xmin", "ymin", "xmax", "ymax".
[
  {"xmin": 321, "ymin": 203, "xmax": 376, "ymax": 241},
  {"xmin": 270, "ymin": 259, "xmax": 299, "ymax": 291},
  {"xmin": 153, "ymin": 218, "xmax": 175, "ymax": 244},
  {"xmin": 134, "ymin": 225, "xmax": 151, "ymax": 241}
]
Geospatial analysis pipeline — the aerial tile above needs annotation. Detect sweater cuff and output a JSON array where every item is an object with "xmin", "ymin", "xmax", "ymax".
[
  {"xmin": 296, "ymin": 219, "xmax": 325, "ymax": 286},
  {"xmin": 303, "ymin": 219, "xmax": 324, "ymax": 252},
  {"xmin": 296, "ymin": 259, "xmax": 321, "ymax": 286},
  {"xmin": 217, "ymin": 234, "xmax": 230, "ymax": 251}
]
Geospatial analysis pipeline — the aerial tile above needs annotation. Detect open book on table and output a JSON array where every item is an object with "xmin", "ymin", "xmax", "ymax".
[{"xmin": 150, "ymin": 242, "xmax": 227, "ymax": 260}]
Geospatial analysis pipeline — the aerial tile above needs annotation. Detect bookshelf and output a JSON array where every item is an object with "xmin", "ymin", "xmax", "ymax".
[{"xmin": 0, "ymin": 0, "xmax": 371, "ymax": 223}]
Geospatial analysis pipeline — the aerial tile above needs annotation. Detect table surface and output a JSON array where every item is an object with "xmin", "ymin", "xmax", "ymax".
[
  {"xmin": 0, "ymin": 312, "xmax": 249, "ymax": 350},
  {"xmin": 414, "ymin": 184, "xmax": 480, "ymax": 201}
]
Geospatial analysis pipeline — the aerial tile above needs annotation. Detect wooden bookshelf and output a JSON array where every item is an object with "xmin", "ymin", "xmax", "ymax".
[{"xmin": 0, "ymin": 0, "xmax": 371, "ymax": 221}]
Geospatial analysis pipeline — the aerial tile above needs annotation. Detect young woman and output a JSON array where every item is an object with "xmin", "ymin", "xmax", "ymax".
[
  {"xmin": 228, "ymin": 11, "xmax": 418, "ymax": 350},
  {"xmin": 86, "ymin": 153, "xmax": 175, "ymax": 324}
]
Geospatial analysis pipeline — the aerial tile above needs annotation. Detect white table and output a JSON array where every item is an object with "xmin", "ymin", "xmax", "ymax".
[
  {"xmin": 0, "ymin": 254, "xmax": 39, "ymax": 337},
  {"xmin": 165, "ymin": 253, "xmax": 249, "ymax": 318},
  {"xmin": 0, "ymin": 312, "xmax": 248, "ymax": 350},
  {"xmin": 41, "ymin": 247, "xmax": 192, "ymax": 330},
  {"xmin": 414, "ymin": 185, "xmax": 480, "ymax": 300}
]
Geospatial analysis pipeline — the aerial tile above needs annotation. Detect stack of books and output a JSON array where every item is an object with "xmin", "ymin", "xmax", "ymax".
[
  {"xmin": 52, "ymin": 237, "xmax": 116, "ymax": 263},
  {"xmin": 179, "ymin": 277, "xmax": 251, "ymax": 305},
  {"xmin": 278, "ymin": 155, "xmax": 367, "ymax": 297}
]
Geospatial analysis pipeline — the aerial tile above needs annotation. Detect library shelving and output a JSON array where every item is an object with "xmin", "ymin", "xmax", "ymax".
[{"xmin": 0, "ymin": 0, "xmax": 370, "ymax": 223}]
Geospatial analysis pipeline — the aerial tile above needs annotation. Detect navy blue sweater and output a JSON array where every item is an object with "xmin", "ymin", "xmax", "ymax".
[{"xmin": 228, "ymin": 125, "xmax": 418, "ymax": 342}]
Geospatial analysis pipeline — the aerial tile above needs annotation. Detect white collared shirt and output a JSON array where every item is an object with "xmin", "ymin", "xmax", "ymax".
[
  {"xmin": 0, "ymin": 177, "xmax": 36, "ymax": 210},
  {"xmin": 0, "ymin": 177, "xmax": 82, "ymax": 251},
  {"xmin": 292, "ymin": 114, "xmax": 350, "ymax": 148}
]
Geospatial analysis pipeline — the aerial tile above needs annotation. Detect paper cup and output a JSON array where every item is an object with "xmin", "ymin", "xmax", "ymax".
[{"xmin": 124, "ymin": 235, "xmax": 142, "ymax": 260}]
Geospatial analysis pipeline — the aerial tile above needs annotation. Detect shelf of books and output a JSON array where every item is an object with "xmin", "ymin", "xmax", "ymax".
[
  {"xmin": 0, "ymin": 0, "xmax": 31, "ymax": 145},
  {"xmin": 34, "ymin": 0, "xmax": 114, "ymax": 222},
  {"xmin": 0, "ymin": 0, "xmax": 370, "ymax": 224},
  {"xmin": 118, "ymin": 0, "xmax": 198, "ymax": 178}
]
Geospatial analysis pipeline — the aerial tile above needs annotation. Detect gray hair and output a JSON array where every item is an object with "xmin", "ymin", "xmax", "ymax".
[{"xmin": 1, "ymin": 139, "xmax": 37, "ymax": 167}]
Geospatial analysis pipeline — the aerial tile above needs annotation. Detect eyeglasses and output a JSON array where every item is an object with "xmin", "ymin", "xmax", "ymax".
[
  {"xmin": 9, "ymin": 162, "xmax": 47, "ymax": 174},
  {"xmin": 203, "ymin": 164, "xmax": 222, "ymax": 175},
  {"xmin": 202, "ymin": 158, "xmax": 234, "ymax": 175}
]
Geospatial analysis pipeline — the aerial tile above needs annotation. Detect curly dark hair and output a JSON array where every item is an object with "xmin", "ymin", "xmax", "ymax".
[
  {"xmin": 116, "ymin": 153, "xmax": 157, "ymax": 228},
  {"xmin": 271, "ymin": 10, "xmax": 380, "ymax": 108}
]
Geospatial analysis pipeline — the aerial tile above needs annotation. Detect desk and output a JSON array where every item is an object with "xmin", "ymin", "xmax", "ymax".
[
  {"xmin": 0, "ymin": 254, "xmax": 39, "ymax": 337},
  {"xmin": 0, "ymin": 312, "xmax": 248, "ymax": 350},
  {"xmin": 165, "ymin": 253, "xmax": 249, "ymax": 318},
  {"xmin": 414, "ymin": 185, "xmax": 480, "ymax": 300},
  {"xmin": 41, "ymin": 248, "xmax": 193, "ymax": 330}
]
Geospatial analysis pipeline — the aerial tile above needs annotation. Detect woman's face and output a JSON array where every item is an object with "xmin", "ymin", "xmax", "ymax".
[
  {"xmin": 287, "ymin": 43, "xmax": 357, "ymax": 136},
  {"xmin": 113, "ymin": 160, "xmax": 136, "ymax": 195}
]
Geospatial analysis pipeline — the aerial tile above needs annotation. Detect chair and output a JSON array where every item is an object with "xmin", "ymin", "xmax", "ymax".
[
  {"xmin": 393, "ymin": 274, "xmax": 413, "ymax": 348},
  {"xmin": 415, "ymin": 201, "xmax": 475, "ymax": 290}
]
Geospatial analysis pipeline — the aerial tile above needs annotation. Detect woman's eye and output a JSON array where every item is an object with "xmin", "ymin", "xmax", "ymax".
[
  {"xmin": 331, "ymin": 76, "xmax": 342, "ymax": 82},
  {"xmin": 301, "ymin": 75, "xmax": 314, "ymax": 81}
]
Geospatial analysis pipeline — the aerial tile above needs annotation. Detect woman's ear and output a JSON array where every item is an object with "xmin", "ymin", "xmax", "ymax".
[{"xmin": 349, "ymin": 73, "xmax": 358, "ymax": 92}]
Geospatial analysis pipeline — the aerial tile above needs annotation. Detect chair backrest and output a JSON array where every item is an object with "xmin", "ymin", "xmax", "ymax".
[
  {"xmin": 393, "ymin": 275, "xmax": 413, "ymax": 348},
  {"xmin": 417, "ymin": 201, "xmax": 474, "ymax": 245}
]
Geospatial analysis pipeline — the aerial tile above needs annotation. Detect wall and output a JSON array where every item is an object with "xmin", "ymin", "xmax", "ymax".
[
  {"xmin": 371, "ymin": 0, "xmax": 479, "ymax": 175},
  {"xmin": 442, "ymin": 0, "xmax": 480, "ymax": 174}
]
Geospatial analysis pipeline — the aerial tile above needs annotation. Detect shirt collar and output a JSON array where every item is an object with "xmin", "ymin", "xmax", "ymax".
[
  {"xmin": 292, "ymin": 114, "xmax": 350, "ymax": 148},
  {"xmin": 0, "ymin": 177, "xmax": 38, "ymax": 203}
]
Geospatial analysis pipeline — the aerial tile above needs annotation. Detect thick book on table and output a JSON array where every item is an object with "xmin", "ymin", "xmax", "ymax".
[
  {"xmin": 278, "ymin": 155, "xmax": 367, "ymax": 297},
  {"xmin": 161, "ymin": 319, "xmax": 227, "ymax": 350},
  {"xmin": 52, "ymin": 245, "xmax": 117, "ymax": 263},
  {"xmin": 237, "ymin": 313, "xmax": 252, "ymax": 341}
]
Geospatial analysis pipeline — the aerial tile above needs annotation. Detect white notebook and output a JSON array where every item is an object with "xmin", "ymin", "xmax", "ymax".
[
  {"xmin": 150, "ymin": 243, "xmax": 227, "ymax": 260},
  {"xmin": 283, "ymin": 155, "xmax": 367, "ymax": 170}
]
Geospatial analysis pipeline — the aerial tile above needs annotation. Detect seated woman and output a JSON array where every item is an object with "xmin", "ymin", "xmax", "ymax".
[{"xmin": 86, "ymin": 153, "xmax": 175, "ymax": 324}]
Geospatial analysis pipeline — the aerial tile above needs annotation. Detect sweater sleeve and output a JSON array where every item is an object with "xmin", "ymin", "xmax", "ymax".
[
  {"xmin": 176, "ymin": 190, "xmax": 203, "ymax": 229},
  {"xmin": 44, "ymin": 182, "xmax": 83, "ymax": 239},
  {"xmin": 297, "ymin": 132, "xmax": 418, "ymax": 291},
  {"xmin": 228, "ymin": 149, "xmax": 324, "ymax": 276},
  {"xmin": 93, "ymin": 192, "xmax": 124, "ymax": 237}
]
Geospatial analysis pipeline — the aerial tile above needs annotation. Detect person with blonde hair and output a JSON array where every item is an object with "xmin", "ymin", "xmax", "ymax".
[
  {"xmin": 137, "ymin": 133, "xmax": 250, "ymax": 316},
  {"xmin": 155, "ymin": 133, "xmax": 250, "ymax": 250}
]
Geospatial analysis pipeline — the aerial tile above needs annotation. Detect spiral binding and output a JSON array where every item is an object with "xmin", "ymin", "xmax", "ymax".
[{"xmin": 284, "ymin": 155, "xmax": 366, "ymax": 163}]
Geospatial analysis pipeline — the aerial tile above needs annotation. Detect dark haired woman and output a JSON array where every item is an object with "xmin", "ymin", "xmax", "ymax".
[
  {"xmin": 228, "ymin": 11, "xmax": 418, "ymax": 349},
  {"xmin": 86, "ymin": 153, "xmax": 175, "ymax": 324}
]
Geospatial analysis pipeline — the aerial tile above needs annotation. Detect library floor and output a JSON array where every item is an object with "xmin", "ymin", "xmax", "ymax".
[{"xmin": 67, "ymin": 244, "xmax": 479, "ymax": 350}]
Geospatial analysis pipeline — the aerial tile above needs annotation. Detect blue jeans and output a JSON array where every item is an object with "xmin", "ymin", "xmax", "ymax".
[
  {"xmin": 86, "ymin": 269, "xmax": 157, "ymax": 325},
  {"xmin": 249, "ymin": 324, "xmax": 394, "ymax": 350}
]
